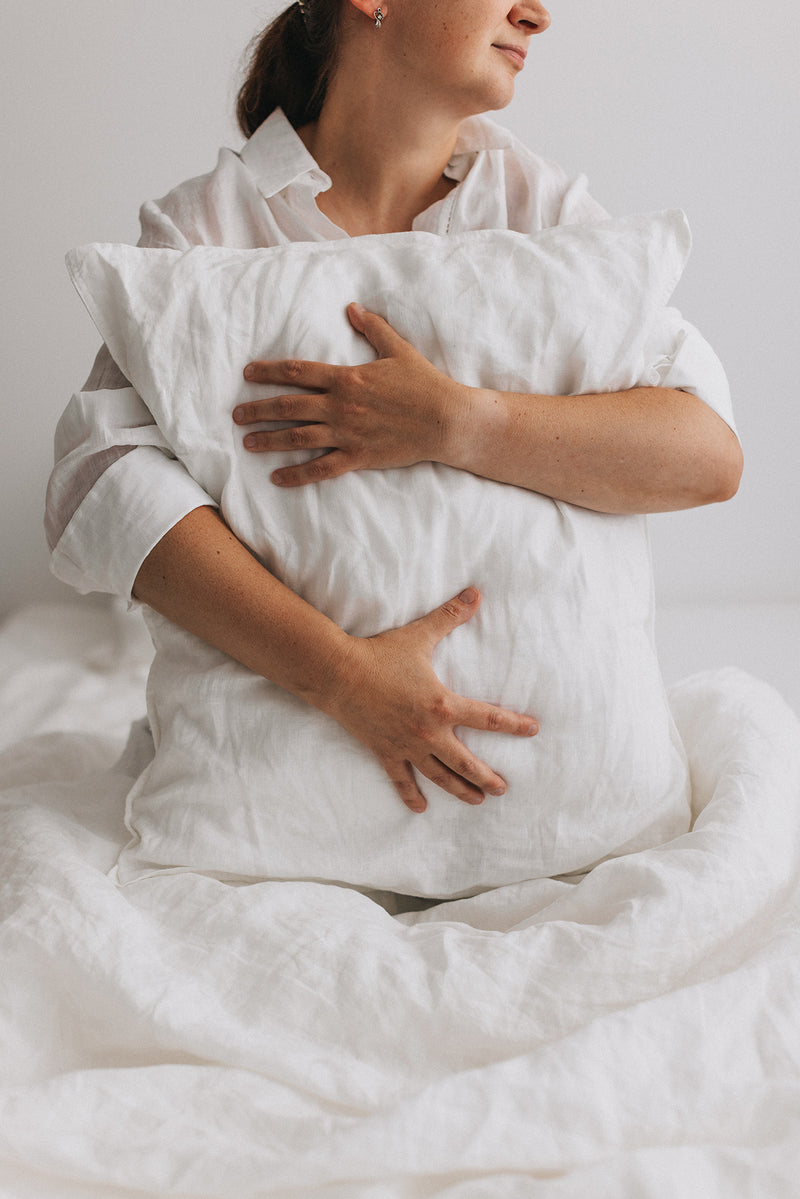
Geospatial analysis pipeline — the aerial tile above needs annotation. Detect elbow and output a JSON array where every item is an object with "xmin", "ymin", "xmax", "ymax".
[
  {"xmin": 701, "ymin": 425, "xmax": 743, "ymax": 505},
  {"xmin": 651, "ymin": 393, "xmax": 743, "ymax": 512}
]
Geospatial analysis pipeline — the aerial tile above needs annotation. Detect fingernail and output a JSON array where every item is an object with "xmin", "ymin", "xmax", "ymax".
[
  {"xmin": 526, "ymin": 721, "xmax": 539, "ymax": 736},
  {"xmin": 244, "ymin": 365, "xmax": 256, "ymax": 380},
  {"xmin": 350, "ymin": 301, "xmax": 365, "ymax": 315},
  {"xmin": 458, "ymin": 587, "xmax": 478, "ymax": 604},
  {"xmin": 488, "ymin": 785, "xmax": 505, "ymax": 797},
  {"xmin": 244, "ymin": 434, "xmax": 256, "ymax": 448},
  {"xmin": 233, "ymin": 406, "xmax": 245, "ymax": 422}
]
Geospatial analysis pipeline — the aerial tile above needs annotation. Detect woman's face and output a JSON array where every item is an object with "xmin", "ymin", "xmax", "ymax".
[{"xmin": 385, "ymin": 0, "xmax": 551, "ymax": 118}]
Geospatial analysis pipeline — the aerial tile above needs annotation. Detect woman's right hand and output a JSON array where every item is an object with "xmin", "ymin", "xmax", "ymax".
[{"xmin": 320, "ymin": 587, "xmax": 539, "ymax": 813}]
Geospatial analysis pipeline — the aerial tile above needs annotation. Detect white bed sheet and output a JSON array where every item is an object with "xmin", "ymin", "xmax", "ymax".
[{"xmin": 1, "ymin": 600, "xmax": 799, "ymax": 1198}]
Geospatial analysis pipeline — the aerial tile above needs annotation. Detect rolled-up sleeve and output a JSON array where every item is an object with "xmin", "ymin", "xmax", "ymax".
[
  {"xmin": 46, "ymin": 385, "xmax": 216, "ymax": 599},
  {"xmin": 46, "ymin": 210, "xmax": 218, "ymax": 601},
  {"xmin": 643, "ymin": 307, "xmax": 736, "ymax": 433}
]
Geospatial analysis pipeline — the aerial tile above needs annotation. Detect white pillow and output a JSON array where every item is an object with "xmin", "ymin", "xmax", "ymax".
[{"xmin": 67, "ymin": 213, "xmax": 692, "ymax": 897}]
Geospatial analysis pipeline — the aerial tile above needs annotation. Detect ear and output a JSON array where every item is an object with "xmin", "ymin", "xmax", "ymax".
[{"xmin": 345, "ymin": 0, "xmax": 388, "ymax": 23}]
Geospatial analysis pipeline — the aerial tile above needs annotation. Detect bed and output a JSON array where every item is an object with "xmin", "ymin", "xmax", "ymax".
[{"xmin": 0, "ymin": 596, "xmax": 799, "ymax": 1198}]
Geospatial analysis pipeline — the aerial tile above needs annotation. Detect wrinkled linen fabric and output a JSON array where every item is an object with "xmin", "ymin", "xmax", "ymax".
[
  {"xmin": 46, "ymin": 109, "xmax": 610, "ymax": 601},
  {"xmin": 63, "ymin": 214, "xmax": 708, "ymax": 895},
  {"xmin": 1, "ymin": 666, "xmax": 799, "ymax": 1197},
  {"xmin": 46, "ymin": 109, "xmax": 733, "ymax": 602}
]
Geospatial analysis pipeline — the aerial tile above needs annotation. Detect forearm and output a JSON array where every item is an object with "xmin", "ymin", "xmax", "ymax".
[
  {"xmin": 239, "ymin": 308, "xmax": 741, "ymax": 511},
  {"xmin": 446, "ymin": 385, "xmax": 743, "ymax": 514},
  {"xmin": 133, "ymin": 506, "xmax": 350, "ymax": 708}
]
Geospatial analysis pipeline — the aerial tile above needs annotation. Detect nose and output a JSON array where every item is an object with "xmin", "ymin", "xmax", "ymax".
[{"xmin": 510, "ymin": 1, "xmax": 551, "ymax": 35}]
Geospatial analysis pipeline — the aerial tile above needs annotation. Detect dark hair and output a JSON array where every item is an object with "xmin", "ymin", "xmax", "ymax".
[{"xmin": 236, "ymin": 1, "xmax": 342, "ymax": 137}]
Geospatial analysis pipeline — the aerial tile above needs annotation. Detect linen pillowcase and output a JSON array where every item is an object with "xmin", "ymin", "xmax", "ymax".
[{"xmin": 68, "ymin": 213, "xmax": 693, "ymax": 897}]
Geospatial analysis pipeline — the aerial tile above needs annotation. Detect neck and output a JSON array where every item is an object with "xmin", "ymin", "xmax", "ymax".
[{"xmin": 298, "ymin": 70, "xmax": 464, "ymax": 236}]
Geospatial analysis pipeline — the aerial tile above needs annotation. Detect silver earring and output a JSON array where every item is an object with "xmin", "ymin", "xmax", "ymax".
[{"xmin": 373, "ymin": 8, "xmax": 384, "ymax": 27}]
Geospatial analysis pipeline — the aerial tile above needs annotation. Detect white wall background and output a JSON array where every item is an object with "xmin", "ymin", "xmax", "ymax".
[{"xmin": 1, "ymin": 0, "xmax": 798, "ymax": 618}]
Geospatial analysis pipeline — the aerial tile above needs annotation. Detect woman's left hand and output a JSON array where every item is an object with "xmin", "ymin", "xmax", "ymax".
[{"xmin": 234, "ymin": 303, "xmax": 466, "ymax": 486}]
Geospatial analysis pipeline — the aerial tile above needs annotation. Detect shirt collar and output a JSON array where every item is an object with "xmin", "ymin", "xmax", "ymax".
[
  {"xmin": 451, "ymin": 114, "xmax": 514, "ymax": 156},
  {"xmin": 238, "ymin": 109, "xmax": 332, "ymax": 200},
  {"xmin": 238, "ymin": 108, "xmax": 514, "ymax": 200}
]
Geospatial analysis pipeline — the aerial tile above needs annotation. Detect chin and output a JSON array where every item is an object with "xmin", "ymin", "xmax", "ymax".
[
  {"xmin": 484, "ymin": 90, "xmax": 515, "ymax": 113},
  {"xmin": 459, "ymin": 78, "xmax": 516, "ymax": 118},
  {"xmin": 485, "ymin": 71, "xmax": 519, "ymax": 110},
  {"xmin": 478, "ymin": 91, "xmax": 516, "ymax": 117}
]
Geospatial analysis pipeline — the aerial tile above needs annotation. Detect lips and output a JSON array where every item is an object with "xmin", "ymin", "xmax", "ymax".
[{"xmin": 493, "ymin": 44, "xmax": 527, "ymax": 68}]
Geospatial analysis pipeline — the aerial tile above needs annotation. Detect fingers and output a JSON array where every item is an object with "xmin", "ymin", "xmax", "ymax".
[
  {"xmin": 381, "ymin": 752, "xmax": 489, "ymax": 814},
  {"xmin": 407, "ymin": 594, "xmax": 539, "ymax": 731},
  {"xmin": 419, "ymin": 744, "xmax": 502, "ymax": 802},
  {"xmin": 380, "ymin": 711, "xmax": 532, "ymax": 813},
  {"xmin": 270, "ymin": 451, "xmax": 353, "ymax": 488},
  {"xmin": 239, "ymin": 423, "xmax": 332, "ymax": 453},
  {"xmin": 382, "ymin": 761, "xmax": 428, "ymax": 814},
  {"xmin": 410, "ymin": 587, "xmax": 482, "ymax": 650},
  {"xmin": 347, "ymin": 302, "xmax": 407, "ymax": 359},
  {"xmin": 242, "ymin": 358, "xmax": 333, "ymax": 389},
  {"xmin": 383, "ymin": 590, "xmax": 540, "ymax": 813},
  {"xmin": 384, "ymin": 726, "xmax": 525, "ymax": 812},
  {"xmin": 241, "ymin": 307, "xmax": 406, "ymax": 390},
  {"xmin": 233, "ymin": 394, "xmax": 326, "ymax": 426},
  {"xmin": 457, "ymin": 698, "xmax": 540, "ymax": 739},
  {"xmin": 234, "ymin": 406, "xmax": 359, "ymax": 484}
]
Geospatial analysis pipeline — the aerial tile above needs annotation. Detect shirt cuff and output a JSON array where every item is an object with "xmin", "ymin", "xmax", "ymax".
[{"xmin": 49, "ymin": 447, "xmax": 218, "ymax": 604}]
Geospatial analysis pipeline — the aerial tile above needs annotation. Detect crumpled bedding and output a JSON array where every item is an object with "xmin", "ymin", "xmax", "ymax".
[{"xmin": 1, "ymin": 623, "xmax": 800, "ymax": 1197}]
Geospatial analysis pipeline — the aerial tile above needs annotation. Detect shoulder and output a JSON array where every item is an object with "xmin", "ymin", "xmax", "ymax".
[
  {"xmin": 464, "ymin": 114, "xmax": 611, "ymax": 231},
  {"xmin": 137, "ymin": 147, "xmax": 257, "ymax": 249},
  {"xmin": 137, "ymin": 110, "xmax": 320, "ymax": 251}
]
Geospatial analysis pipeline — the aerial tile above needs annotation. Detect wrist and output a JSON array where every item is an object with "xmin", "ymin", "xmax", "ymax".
[
  {"xmin": 295, "ymin": 627, "xmax": 364, "ymax": 719},
  {"xmin": 441, "ymin": 385, "xmax": 505, "ymax": 473}
]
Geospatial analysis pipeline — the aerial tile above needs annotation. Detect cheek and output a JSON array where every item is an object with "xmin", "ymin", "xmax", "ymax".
[
  {"xmin": 440, "ymin": 29, "xmax": 491, "ymax": 78},
  {"xmin": 419, "ymin": 2, "xmax": 482, "ymax": 53}
]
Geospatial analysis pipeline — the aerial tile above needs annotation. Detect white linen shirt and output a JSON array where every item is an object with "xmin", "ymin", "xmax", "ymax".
[{"xmin": 47, "ymin": 109, "xmax": 732, "ymax": 600}]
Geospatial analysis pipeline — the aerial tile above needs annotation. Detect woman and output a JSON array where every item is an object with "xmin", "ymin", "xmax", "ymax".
[{"xmin": 47, "ymin": 0, "xmax": 742, "ymax": 815}]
